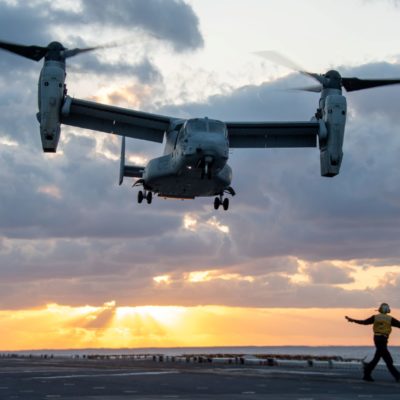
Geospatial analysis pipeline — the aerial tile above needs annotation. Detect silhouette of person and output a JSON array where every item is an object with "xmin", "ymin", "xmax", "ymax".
[{"xmin": 345, "ymin": 303, "xmax": 400, "ymax": 382}]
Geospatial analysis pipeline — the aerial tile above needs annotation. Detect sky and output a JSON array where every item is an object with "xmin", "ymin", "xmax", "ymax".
[{"xmin": 1, "ymin": 0, "xmax": 400, "ymax": 350}]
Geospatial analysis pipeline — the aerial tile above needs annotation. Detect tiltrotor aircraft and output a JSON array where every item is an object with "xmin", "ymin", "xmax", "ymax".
[{"xmin": 1, "ymin": 41, "xmax": 400, "ymax": 210}]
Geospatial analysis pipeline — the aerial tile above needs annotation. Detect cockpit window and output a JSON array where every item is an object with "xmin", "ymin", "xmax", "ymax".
[
  {"xmin": 186, "ymin": 119, "xmax": 226, "ymax": 135},
  {"xmin": 187, "ymin": 119, "xmax": 207, "ymax": 133}
]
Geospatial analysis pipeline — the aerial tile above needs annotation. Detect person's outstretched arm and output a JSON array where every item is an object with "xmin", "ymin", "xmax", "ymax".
[
  {"xmin": 345, "ymin": 315, "xmax": 374, "ymax": 325},
  {"xmin": 391, "ymin": 317, "xmax": 400, "ymax": 328}
]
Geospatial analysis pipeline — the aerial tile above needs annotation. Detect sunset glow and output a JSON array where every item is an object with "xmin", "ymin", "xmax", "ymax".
[{"xmin": 1, "ymin": 304, "xmax": 400, "ymax": 351}]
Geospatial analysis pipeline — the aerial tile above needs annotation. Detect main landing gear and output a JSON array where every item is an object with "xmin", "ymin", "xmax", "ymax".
[
  {"xmin": 213, "ymin": 187, "xmax": 235, "ymax": 211},
  {"xmin": 137, "ymin": 190, "xmax": 152, "ymax": 205},
  {"xmin": 214, "ymin": 195, "xmax": 229, "ymax": 211}
]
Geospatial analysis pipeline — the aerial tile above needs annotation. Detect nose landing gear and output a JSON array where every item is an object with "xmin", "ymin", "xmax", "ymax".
[{"xmin": 200, "ymin": 156, "xmax": 213, "ymax": 180}]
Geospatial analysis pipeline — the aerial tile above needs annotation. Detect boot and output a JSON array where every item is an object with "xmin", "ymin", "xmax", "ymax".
[{"xmin": 363, "ymin": 361, "xmax": 374, "ymax": 382}]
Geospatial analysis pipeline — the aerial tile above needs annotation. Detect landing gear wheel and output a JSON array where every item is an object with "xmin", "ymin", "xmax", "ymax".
[
  {"xmin": 146, "ymin": 191, "xmax": 153, "ymax": 204},
  {"xmin": 137, "ymin": 190, "xmax": 144, "ymax": 204},
  {"xmin": 214, "ymin": 197, "xmax": 221, "ymax": 210},
  {"xmin": 223, "ymin": 198, "xmax": 229, "ymax": 211}
]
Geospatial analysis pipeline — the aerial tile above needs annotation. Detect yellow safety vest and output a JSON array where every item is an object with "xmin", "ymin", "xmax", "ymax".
[{"xmin": 373, "ymin": 313, "xmax": 392, "ymax": 336}]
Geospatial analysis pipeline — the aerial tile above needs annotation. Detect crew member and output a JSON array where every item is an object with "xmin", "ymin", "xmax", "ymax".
[{"xmin": 345, "ymin": 303, "xmax": 400, "ymax": 382}]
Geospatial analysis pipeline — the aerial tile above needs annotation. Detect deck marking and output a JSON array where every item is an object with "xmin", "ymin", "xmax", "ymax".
[
  {"xmin": 29, "ymin": 370, "xmax": 179, "ymax": 380},
  {"xmin": 259, "ymin": 369, "xmax": 341, "ymax": 376}
]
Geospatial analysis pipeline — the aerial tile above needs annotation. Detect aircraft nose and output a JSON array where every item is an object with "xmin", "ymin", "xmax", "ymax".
[
  {"xmin": 193, "ymin": 135, "xmax": 228, "ymax": 159},
  {"xmin": 194, "ymin": 145, "xmax": 226, "ymax": 162}
]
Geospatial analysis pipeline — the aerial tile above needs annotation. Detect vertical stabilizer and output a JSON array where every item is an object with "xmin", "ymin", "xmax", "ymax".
[
  {"xmin": 119, "ymin": 136, "xmax": 126, "ymax": 185},
  {"xmin": 119, "ymin": 136, "xmax": 145, "ymax": 185}
]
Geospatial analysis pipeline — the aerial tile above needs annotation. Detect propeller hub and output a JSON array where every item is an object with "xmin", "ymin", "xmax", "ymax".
[
  {"xmin": 45, "ymin": 41, "xmax": 66, "ymax": 62},
  {"xmin": 47, "ymin": 41, "xmax": 65, "ymax": 50},
  {"xmin": 323, "ymin": 70, "xmax": 342, "ymax": 90}
]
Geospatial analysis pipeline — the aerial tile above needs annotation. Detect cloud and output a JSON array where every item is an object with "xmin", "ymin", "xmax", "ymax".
[
  {"xmin": 79, "ymin": 0, "xmax": 204, "ymax": 52},
  {"xmin": 0, "ymin": 2, "xmax": 50, "ymax": 50},
  {"xmin": 69, "ymin": 53, "xmax": 164, "ymax": 85},
  {"xmin": 305, "ymin": 263, "xmax": 355, "ymax": 285},
  {"xmin": 340, "ymin": 62, "xmax": 400, "ymax": 124},
  {"xmin": 0, "ymin": 0, "xmax": 203, "ymax": 52}
]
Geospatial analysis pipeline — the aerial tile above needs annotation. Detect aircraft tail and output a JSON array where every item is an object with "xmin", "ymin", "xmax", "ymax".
[{"xmin": 119, "ymin": 136, "xmax": 145, "ymax": 185}]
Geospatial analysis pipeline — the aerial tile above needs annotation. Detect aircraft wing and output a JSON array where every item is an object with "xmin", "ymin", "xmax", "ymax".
[
  {"xmin": 226, "ymin": 121, "xmax": 320, "ymax": 148},
  {"xmin": 61, "ymin": 96, "xmax": 173, "ymax": 143}
]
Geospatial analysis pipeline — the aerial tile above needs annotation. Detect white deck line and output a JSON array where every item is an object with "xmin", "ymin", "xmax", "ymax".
[{"xmin": 28, "ymin": 370, "xmax": 179, "ymax": 380}]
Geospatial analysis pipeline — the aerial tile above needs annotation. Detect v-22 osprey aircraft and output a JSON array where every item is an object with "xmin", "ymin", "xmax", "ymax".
[{"xmin": 1, "ymin": 40, "xmax": 400, "ymax": 210}]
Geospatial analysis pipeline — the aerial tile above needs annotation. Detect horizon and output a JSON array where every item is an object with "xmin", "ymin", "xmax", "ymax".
[{"xmin": 2, "ymin": 343, "xmax": 393, "ymax": 354}]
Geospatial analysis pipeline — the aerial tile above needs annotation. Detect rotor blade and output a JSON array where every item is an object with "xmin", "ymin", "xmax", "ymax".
[
  {"xmin": 291, "ymin": 84, "xmax": 322, "ymax": 93},
  {"xmin": 254, "ymin": 50, "xmax": 304, "ymax": 71},
  {"xmin": 0, "ymin": 40, "xmax": 48, "ymax": 61},
  {"xmin": 63, "ymin": 38, "xmax": 123, "ymax": 58},
  {"xmin": 342, "ymin": 77, "xmax": 400, "ymax": 92},
  {"xmin": 63, "ymin": 46, "xmax": 100, "ymax": 58},
  {"xmin": 254, "ymin": 50, "xmax": 324, "ymax": 84}
]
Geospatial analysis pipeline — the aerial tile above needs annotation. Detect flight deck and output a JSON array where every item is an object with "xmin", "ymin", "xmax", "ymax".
[{"xmin": 0, "ymin": 355, "xmax": 399, "ymax": 399}]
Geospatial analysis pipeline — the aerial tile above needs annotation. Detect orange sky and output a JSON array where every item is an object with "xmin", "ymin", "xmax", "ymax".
[{"xmin": 2, "ymin": 304, "xmax": 400, "ymax": 351}]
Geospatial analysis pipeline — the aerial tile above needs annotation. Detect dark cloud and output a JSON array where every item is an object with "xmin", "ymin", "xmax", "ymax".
[{"xmin": 79, "ymin": 0, "xmax": 203, "ymax": 52}]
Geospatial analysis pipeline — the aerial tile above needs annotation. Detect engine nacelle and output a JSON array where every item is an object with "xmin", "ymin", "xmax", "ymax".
[
  {"xmin": 37, "ymin": 61, "xmax": 65, "ymax": 152},
  {"xmin": 319, "ymin": 94, "xmax": 347, "ymax": 177}
]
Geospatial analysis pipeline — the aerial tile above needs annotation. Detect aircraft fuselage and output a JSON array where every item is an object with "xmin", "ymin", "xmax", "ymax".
[{"xmin": 143, "ymin": 118, "xmax": 232, "ymax": 198}]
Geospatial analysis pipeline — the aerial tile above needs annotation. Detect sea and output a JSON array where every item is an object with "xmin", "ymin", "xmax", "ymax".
[{"xmin": 3, "ymin": 346, "xmax": 400, "ymax": 364}]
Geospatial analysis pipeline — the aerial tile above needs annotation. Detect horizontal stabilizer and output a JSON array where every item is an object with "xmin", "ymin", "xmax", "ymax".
[
  {"xmin": 119, "ymin": 136, "xmax": 145, "ymax": 185},
  {"xmin": 123, "ymin": 165, "xmax": 144, "ymax": 179}
]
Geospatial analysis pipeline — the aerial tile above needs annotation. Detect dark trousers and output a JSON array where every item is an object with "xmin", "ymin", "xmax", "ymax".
[{"xmin": 364, "ymin": 335, "xmax": 400, "ymax": 379}]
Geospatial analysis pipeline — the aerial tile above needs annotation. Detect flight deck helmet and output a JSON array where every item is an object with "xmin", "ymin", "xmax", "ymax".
[{"xmin": 378, "ymin": 303, "xmax": 391, "ymax": 314}]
